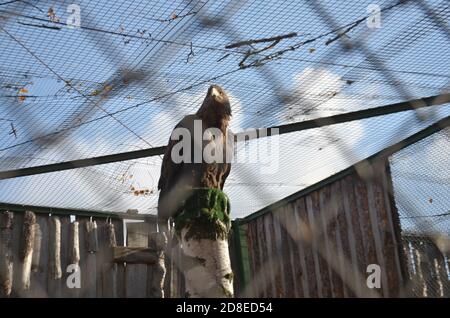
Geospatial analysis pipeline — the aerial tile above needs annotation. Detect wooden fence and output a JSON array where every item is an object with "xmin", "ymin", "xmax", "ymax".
[
  {"xmin": 0, "ymin": 209, "xmax": 167, "ymax": 298},
  {"xmin": 234, "ymin": 161, "xmax": 407, "ymax": 297}
]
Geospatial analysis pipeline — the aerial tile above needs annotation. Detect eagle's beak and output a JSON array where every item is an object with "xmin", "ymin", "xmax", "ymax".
[{"xmin": 210, "ymin": 86, "xmax": 220, "ymax": 99}]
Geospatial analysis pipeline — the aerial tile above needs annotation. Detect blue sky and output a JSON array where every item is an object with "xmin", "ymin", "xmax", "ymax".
[{"xmin": 0, "ymin": 0, "xmax": 449, "ymax": 234}]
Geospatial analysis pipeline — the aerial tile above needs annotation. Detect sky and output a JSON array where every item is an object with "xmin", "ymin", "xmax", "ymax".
[{"xmin": 0, "ymin": 0, "xmax": 449, "ymax": 234}]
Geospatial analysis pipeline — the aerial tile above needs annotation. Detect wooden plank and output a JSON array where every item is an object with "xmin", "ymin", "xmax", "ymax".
[
  {"xmin": 47, "ymin": 216, "xmax": 62, "ymax": 298},
  {"xmin": 365, "ymin": 179, "xmax": 389, "ymax": 297},
  {"xmin": 300, "ymin": 196, "xmax": 319, "ymax": 297},
  {"xmin": 256, "ymin": 216, "xmax": 269, "ymax": 297},
  {"xmin": 113, "ymin": 247, "xmax": 159, "ymax": 264},
  {"xmin": 277, "ymin": 205, "xmax": 295, "ymax": 297},
  {"xmin": 341, "ymin": 175, "xmax": 365, "ymax": 296},
  {"xmin": 353, "ymin": 174, "xmax": 379, "ymax": 296},
  {"xmin": 125, "ymin": 222, "xmax": 149, "ymax": 298},
  {"xmin": 290, "ymin": 199, "xmax": 309, "ymax": 297},
  {"xmin": 319, "ymin": 186, "xmax": 343, "ymax": 297},
  {"xmin": 272, "ymin": 208, "xmax": 287, "ymax": 297},
  {"xmin": 0, "ymin": 211, "xmax": 13, "ymax": 298},
  {"xmin": 112, "ymin": 219, "xmax": 125, "ymax": 298},
  {"xmin": 306, "ymin": 192, "xmax": 330, "ymax": 297},
  {"xmin": 247, "ymin": 221, "xmax": 260, "ymax": 297},
  {"xmin": 244, "ymin": 222, "xmax": 255, "ymax": 297},
  {"xmin": 333, "ymin": 181, "xmax": 355, "ymax": 297},
  {"xmin": 267, "ymin": 210, "xmax": 281, "ymax": 297},
  {"xmin": 30, "ymin": 214, "xmax": 49, "ymax": 297}
]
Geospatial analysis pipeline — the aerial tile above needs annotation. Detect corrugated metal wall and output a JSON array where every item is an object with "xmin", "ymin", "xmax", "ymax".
[{"xmin": 237, "ymin": 161, "xmax": 406, "ymax": 297}]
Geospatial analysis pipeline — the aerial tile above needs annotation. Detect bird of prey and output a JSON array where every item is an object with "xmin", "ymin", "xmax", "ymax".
[{"xmin": 157, "ymin": 85, "xmax": 233, "ymax": 220}]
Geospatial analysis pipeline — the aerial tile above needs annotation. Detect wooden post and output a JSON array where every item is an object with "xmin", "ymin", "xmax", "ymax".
[
  {"xmin": 102, "ymin": 222, "xmax": 118, "ymax": 298},
  {"xmin": 30, "ymin": 215, "xmax": 49, "ymax": 297},
  {"xmin": 48, "ymin": 216, "xmax": 62, "ymax": 297},
  {"xmin": 0, "ymin": 211, "xmax": 13, "ymax": 297},
  {"xmin": 175, "ymin": 189, "xmax": 234, "ymax": 298},
  {"xmin": 19, "ymin": 211, "xmax": 36, "ymax": 295},
  {"xmin": 68, "ymin": 221, "xmax": 80, "ymax": 297},
  {"xmin": 147, "ymin": 232, "xmax": 167, "ymax": 298},
  {"xmin": 160, "ymin": 220, "xmax": 175, "ymax": 298},
  {"xmin": 84, "ymin": 220, "xmax": 98, "ymax": 298}
]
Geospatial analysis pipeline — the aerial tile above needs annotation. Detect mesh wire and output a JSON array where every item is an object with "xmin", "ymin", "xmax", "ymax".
[{"xmin": 0, "ymin": 0, "xmax": 449, "ymax": 298}]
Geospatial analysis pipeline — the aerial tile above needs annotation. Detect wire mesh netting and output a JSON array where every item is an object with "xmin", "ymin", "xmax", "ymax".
[
  {"xmin": 1, "ymin": 0, "xmax": 449, "ymax": 215},
  {"xmin": 0, "ymin": 0, "xmax": 449, "ymax": 298},
  {"xmin": 390, "ymin": 127, "xmax": 450, "ymax": 297}
]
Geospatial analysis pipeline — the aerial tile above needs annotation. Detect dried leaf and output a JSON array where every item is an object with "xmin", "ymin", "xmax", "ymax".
[
  {"xmin": 308, "ymin": 48, "xmax": 316, "ymax": 53},
  {"xmin": 47, "ymin": 7, "xmax": 59, "ymax": 22},
  {"xmin": 103, "ymin": 85, "xmax": 113, "ymax": 92}
]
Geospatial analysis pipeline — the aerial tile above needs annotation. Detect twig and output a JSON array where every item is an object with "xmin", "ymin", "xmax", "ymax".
[
  {"xmin": 18, "ymin": 21, "xmax": 61, "ymax": 30},
  {"xmin": 186, "ymin": 41, "xmax": 195, "ymax": 63},
  {"xmin": 217, "ymin": 53, "xmax": 231, "ymax": 62},
  {"xmin": 0, "ymin": 0, "xmax": 21, "ymax": 6},
  {"xmin": 156, "ymin": 11, "xmax": 198, "ymax": 22},
  {"xmin": 325, "ymin": 18, "xmax": 365, "ymax": 46},
  {"xmin": 224, "ymin": 33, "xmax": 298, "ymax": 69},
  {"xmin": 225, "ymin": 32, "xmax": 298, "ymax": 49},
  {"xmin": 238, "ymin": 39, "xmax": 282, "ymax": 68}
]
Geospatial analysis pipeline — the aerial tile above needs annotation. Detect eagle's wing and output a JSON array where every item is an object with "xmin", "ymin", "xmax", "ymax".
[
  {"xmin": 157, "ymin": 115, "xmax": 196, "ymax": 219},
  {"xmin": 220, "ymin": 129, "xmax": 234, "ymax": 190},
  {"xmin": 158, "ymin": 132, "xmax": 181, "ymax": 192},
  {"xmin": 158, "ymin": 115, "xmax": 193, "ymax": 192}
]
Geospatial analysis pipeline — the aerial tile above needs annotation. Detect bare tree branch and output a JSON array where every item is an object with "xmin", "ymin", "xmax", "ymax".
[{"xmin": 225, "ymin": 32, "xmax": 298, "ymax": 49}]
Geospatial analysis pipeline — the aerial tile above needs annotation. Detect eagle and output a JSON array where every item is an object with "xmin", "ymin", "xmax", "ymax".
[{"xmin": 157, "ymin": 85, "xmax": 233, "ymax": 220}]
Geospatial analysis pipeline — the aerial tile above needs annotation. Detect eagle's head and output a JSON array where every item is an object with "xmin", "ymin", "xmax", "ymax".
[{"xmin": 199, "ymin": 84, "xmax": 232, "ymax": 118}]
